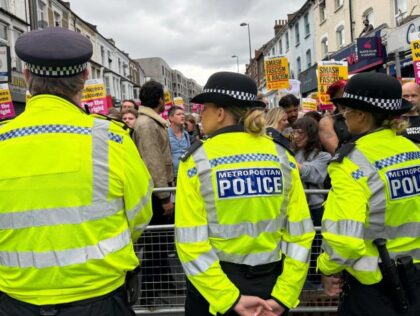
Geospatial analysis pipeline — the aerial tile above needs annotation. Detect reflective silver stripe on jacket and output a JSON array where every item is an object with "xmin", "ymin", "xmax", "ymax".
[
  {"xmin": 286, "ymin": 218, "xmax": 314, "ymax": 236},
  {"xmin": 92, "ymin": 119, "xmax": 111, "ymax": 203},
  {"xmin": 274, "ymin": 144, "xmax": 292, "ymax": 227},
  {"xmin": 176, "ymin": 225, "xmax": 209, "ymax": 243},
  {"xmin": 192, "ymin": 146, "xmax": 218, "ymax": 224},
  {"xmin": 126, "ymin": 179, "xmax": 153, "ymax": 221},
  {"xmin": 181, "ymin": 249, "xmax": 219, "ymax": 276},
  {"xmin": 281, "ymin": 241, "xmax": 310, "ymax": 263},
  {"xmin": 216, "ymin": 243, "xmax": 282, "ymax": 266},
  {"xmin": 0, "ymin": 228, "xmax": 131, "ymax": 268},
  {"xmin": 322, "ymin": 241, "xmax": 379, "ymax": 272}
]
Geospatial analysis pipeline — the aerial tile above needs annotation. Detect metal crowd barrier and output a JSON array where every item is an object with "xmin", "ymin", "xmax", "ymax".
[{"xmin": 133, "ymin": 188, "xmax": 337, "ymax": 315}]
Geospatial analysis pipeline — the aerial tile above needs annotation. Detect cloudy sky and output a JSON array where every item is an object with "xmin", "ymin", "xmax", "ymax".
[{"xmin": 69, "ymin": 0, "xmax": 306, "ymax": 86}]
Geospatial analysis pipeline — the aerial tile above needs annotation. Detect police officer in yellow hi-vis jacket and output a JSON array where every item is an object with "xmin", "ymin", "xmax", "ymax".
[
  {"xmin": 317, "ymin": 73, "xmax": 420, "ymax": 315},
  {"xmin": 175, "ymin": 72, "xmax": 314, "ymax": 316},
  {"xmin": 0, "ymin": 28, "xmax": 153, "ymax": 315}
]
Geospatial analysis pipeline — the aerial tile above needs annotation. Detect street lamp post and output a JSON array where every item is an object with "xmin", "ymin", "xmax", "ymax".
[
  {"xmin": 240, "ymin": 22, "xmax": 252, "ymax": 62},
  {"xmin": 232, "ymin": 55, "xmax": 239, "ymax": 72}
]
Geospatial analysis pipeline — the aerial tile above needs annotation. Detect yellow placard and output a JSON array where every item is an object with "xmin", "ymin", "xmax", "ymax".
[
  {"xmin": 82, "ymin": 83, "xmax": 106, "ymax": 101},
  {"xmin": 411, "ymin": 40, "xmax": 420, "ymax": 61},
  {"xmin": 164, "ymin": 90, "xmax": 172, "ymax": 104},
  {"xmin": 302, "ymin": 98, "xmax": 318, "ymax": 112},
  {"xmin": 264, "ymin": 57, "xmax": 290, "ymax": 91},
  {"xmin": 317, "ymin": 61, "xmax": 348, "ymax": 104},
  {"xmin": 174, "ymin": 97, "xmax": 184, "ymax": 106},
  {"xmin": 0, "ymin": 84, "xmax": 12, "ymax": 103}
]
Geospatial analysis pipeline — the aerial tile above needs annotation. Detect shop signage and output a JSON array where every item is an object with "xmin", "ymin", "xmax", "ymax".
[{"xmin": 357, "ymin": 37, "xmax": 383, "ymax": 59}]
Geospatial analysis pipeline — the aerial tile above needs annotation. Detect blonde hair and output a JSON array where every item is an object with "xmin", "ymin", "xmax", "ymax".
[
  {"xmin": 225, "ymin": 106, "xmax": 266, "ymax": 136},
  {"xmin": 265, "ymin": 107, "xmax": 287, "ymax": 129},
  {"xmin": 372, "ymin": 112, "xmax": 409, "ymax": 134}
]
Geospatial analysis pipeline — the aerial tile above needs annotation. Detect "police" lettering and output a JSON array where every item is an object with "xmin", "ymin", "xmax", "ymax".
[
  {"xmin": 216, "ymin": 168, "xmax": 283, "ymax": 199},
  {"xmin": 386, "ymin": 166, "xmax": 420, "ymax": 200}
]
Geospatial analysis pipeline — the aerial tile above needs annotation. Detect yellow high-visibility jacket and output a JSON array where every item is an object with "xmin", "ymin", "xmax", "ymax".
[
  {"xmin": 175, "ymin": 127, "xmax": 314, "ymax": 315},
  {"xmin": 0, "ymin": 94, "xmax": 153, "ymax": 304},
  {"xmin": 318, "ymin": 129, "xmax": 420, "ymax": 284}
]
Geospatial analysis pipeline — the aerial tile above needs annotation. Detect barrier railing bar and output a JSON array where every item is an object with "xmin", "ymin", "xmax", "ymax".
[{"xmin": 153, "ymin": 187, "xmax": 330, "ymax": 195}]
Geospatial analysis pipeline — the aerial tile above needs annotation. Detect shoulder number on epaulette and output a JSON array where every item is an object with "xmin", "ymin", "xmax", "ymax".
[
  {"xmin": 330, "ymin": 142, "xmax": 356, "ymax": 163},
  {"xmin": 181, "ymin": 140, "xmax": 203, "ymax": 162}
]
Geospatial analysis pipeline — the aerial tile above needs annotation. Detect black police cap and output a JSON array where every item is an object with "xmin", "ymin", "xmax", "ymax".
[{"xmin": 15, "ymin": 27, "xmax": 93, "ymax": 78}]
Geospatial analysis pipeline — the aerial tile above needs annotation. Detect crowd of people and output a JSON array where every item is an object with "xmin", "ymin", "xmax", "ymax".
[{"xmin": 0, "ymin": 27, "xmax": 419, "ymax": 316}]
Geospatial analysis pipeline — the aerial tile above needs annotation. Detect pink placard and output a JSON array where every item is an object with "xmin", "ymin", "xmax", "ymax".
[
  {"xmin": 0, "ymin": 101, "xmax": 15, "ymax": 119},
  {"xmin": 81, "ymin": 97, "xmax": 110, "ymax": 115},
  {"xmin": 413, "ymin": 60, "xmax": 420, "ymax": 85}
]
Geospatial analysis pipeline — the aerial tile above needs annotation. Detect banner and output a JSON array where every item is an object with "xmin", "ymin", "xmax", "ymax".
[
  {"xmin": 410, "ymin": 40, "xmax": 420, "ymax": 84},
  {"xmin": 81, "ymin": 79, "xmax": 109, "ymax": 115},
  {"xmin": 301, "ymin": 98, "xmax": 318, "ymax": 112},
  {"xmin": 357, "ymin": 37, "xmax": 383, "ymax": 60},
  {"xmin": 264, "ymin": 57, "xmax": 290, "ymax": 90},
  {"xmin": 317, "ymin": 60, "xmax": 348, "ymax": 107},
  {"xmin": 191, "ymin": 103, "xmax": 203, "ymax": 113},
  {"xmin": 0, "ymin": 84, "xmax": 16, "ymax": 119}
]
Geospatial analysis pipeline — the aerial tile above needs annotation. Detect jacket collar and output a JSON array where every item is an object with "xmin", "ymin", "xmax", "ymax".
[{"xmin": 138, "ymin": 106, "xmax": 168, "ymax": 127}]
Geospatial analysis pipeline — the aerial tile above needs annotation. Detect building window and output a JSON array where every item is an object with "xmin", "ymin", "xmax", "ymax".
[
  {"xmin": 53, "ymin": 11, "xmax": 62, "ymax": 27},
  {"xmin": 297, "ymin": 57, "xmax": 302, "ymax": 75},
  {"xmin": 0, "ymin": 21, "xmax": 8, "ymax": 41},
  {"xmin": 304, "ymin": 13, "xmax": 310, "ymax": 36},
  {"xmin": 285, "ymin": 32, "xmax": 289, "ymax": 50},
  {"xmin": 295, "ymin": 23, "xmax": 300, "ymax": 45},
  {"xmin": 13, "ymin": 28, "xmax": 24, "ymax": 71},
  {"xmin": 162, "ymin": 65, "xmax": 165, "ymax": 75},
  {"xmin": 306, "ymin": 49, "xmax": 312, "ymax": 68},
  {"xmin": 100, "ymin": 46, "xmax": 105, "ymax": 65},
  {"xmin": 279, "ymin": 39, "xmax": 283, "ymax": 55},
  {"xmin": 336, "ymin": 25, "xmax": 345, "ymax": 48},
  {"xmin": 0, "ymin": 0, "xmax": 8, "ymax": 11},
  {"xmin": 395, "ymin": 0, "xmax": 407, "ymax": 25},
  {"xmin": 321, "ymin": 37, "xmax": 328, "ymax": 57},
  {"xmin": 335, "ymin": 0, "xmax": 344, "ymax": 10},
  {"xmin": 363, "ymin": 8, "xmax": 374, "ymax": 27},
  {"xmin": 320, "ymin": 0, "xmax": 326, "ymax": 23},
  {"xmin": 37, "ymin": 0, "xmax": 47, "ymax": 27}
]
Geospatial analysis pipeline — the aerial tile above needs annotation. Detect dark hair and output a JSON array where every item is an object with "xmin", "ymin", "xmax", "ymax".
[
  {"xmin": 304, "ymin": 111, "xmax": 322, "ymax": 122},
  {"xmin": 28, "ymin": 73, "xmax": 85, "ymax": 99},
  {"xmin": 292, "ymin": 117, "xmax": 322, "ymax": 160},
  {"xmin": 121, "ymin": 108, "xmax": 138, "ymax": 118},
  {"xmin": 139, "ymin": 80, "xmax": 164, "ymax": 108},
  {"xmin": 168, "ymin": 106, "xmax": 184, "ymax": 117},
  {"xmin": 278, "ymin": 94, "xmax": 300, "ymax": 109},
  {"xmin": 121, "ymin": 99, "xmax": 138, "ymax": 110}
]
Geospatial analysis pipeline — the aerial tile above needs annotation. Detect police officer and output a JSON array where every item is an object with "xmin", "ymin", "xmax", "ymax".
[
  {"xmin": 317, "ymin": 73, "xmax": 420, "ymax": 315},
  {"xmin": 175, "ymin": 72, "xmax": 314, "ymax": 316},
  {"xmin": 0, "ymin": 28, "xmax": 153, "ymax": 315}
]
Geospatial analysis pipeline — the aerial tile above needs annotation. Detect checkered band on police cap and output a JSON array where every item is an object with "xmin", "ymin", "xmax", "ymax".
[
  {"xmin": 202, "ymin": 88, "xmax": 257, "ymax": 101},
  {"xmin": 342, "ymin": 92, "xmax": 402, "ymax": 111},
  {"xmin": 26, "ymin": 62, "xmax": 88, "ymax": 77}
]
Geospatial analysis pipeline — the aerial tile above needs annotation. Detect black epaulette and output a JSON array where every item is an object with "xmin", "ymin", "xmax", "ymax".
[
  {"xmin": 330, "ymin": 142, "xmax": 356, "ymax": 163},
  {"xmin": 90, "ymin": 113, "xmax": 129, "ymax": 131},
  {"xmin": 272, "ymin": 137, "xmax": 295, "ymax": 156},
  {"xmin": 181, "ymin": 139, "xmax": 203, "ymax": 162}
]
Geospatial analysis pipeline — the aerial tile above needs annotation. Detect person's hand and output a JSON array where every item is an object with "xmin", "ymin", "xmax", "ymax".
[
  {"xmin": 258, "ymin": 299, "xmax": 286, "ymax": 316},
  {"xmin": 162, "ymin": 201, "xmax": 174, "ymax": 216},
  {"xmin": 233, "ymin": 295, "xmax": 273, "ymax": 316},
  {"xmin": 322, "ymin": 273, "xmax": 343, "ymax": 297}
]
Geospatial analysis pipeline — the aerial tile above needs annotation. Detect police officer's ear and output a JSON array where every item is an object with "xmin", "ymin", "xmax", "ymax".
[
  {"xmin": 23, "ymin": 68, "xmax": 31, "ymax": 83},
  {"xmin": 216, "ymin": 106, "xmax": 227, "ymax": 123},
  {"xmin": 82, "ymin": 69, "xmax": 89, "ymax": 81}
]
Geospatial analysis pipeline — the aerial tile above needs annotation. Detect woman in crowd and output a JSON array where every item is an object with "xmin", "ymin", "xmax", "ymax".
[
  {"xmin": 185, "ymin": 113, "xmax": 202, "ymax": 142},
  {"xmin": 265, "ymin": 107, "xmax": 291, "ymax": 149},
  {"xmin": 175, "ymin": 71, "xmax": 314, "ymax": 316},
  {"xmin": 121, "ymin": 108, "xmax": 138, "ymax": 128}
]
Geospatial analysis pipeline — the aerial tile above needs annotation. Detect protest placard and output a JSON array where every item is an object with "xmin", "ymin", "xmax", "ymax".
[
  {"xmin": 81, "ymin": 79, "xmax": 109, "ymax": 115},
  {"xmin": 0, "ymin": 83, "xmax": 15, "ymax": 119},
  {"xmin": 264, "ymin": 57, "xmax": 290, "ymax": 90}
]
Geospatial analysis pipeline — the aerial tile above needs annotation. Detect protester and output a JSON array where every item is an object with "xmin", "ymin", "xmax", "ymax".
[
  {"xmin": 108, "ymin": 106, "xmax": 122, "ymax": 120},
  {"xmin": 0, "ymin": 27, "xmax": 153, "ymax": 316},
  {"xmin": 278, "ymin": 94, "xmax": 300, "ymax": 140},
  {"xmin": 318, "ymin": 73, "xmax": 420, "ymax": 315},
  {"xmin": 121, "ymin": 108, "xmax": 138, "ymax": 129},
  {"xmin": 318, "ymin": 80, "xmax": 351, "ymax": 154},
  {"xmin": 167, "ymin": 106, "xmax": 190, "ymax": 180},
  {"xmin": 185, "ymin": 113, "xmax": 202, "ymax": 142},
  {"xmin": 265, "ymin": 107, "xmax": 291, "ymax": 150},
  {"xmin": 175, "ymin": 71, "xmax": 314, "ymax": 316},
  {"xmin": 121, "ymin": 99, "xmax": 138, "ymax": 111},
  {"xmin": 401, "ymin": 81, "xmax": 420, "ymax": 146}
]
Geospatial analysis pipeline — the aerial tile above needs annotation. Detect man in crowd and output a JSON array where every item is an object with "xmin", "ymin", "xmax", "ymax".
[
  {"xmin": 132, "ymin": 80, "xmax": 175, "ymax": 305},
  {"xmin": 401, "ymin": 81, "xmax": 420, "ymax": 146},
  {"xmin": 0, "ymin": 27, "xmax": 152, "ymax": 316},
  {"xmin": 278, "ymin": 94, "xmax": 300, "ymax": 139}
]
